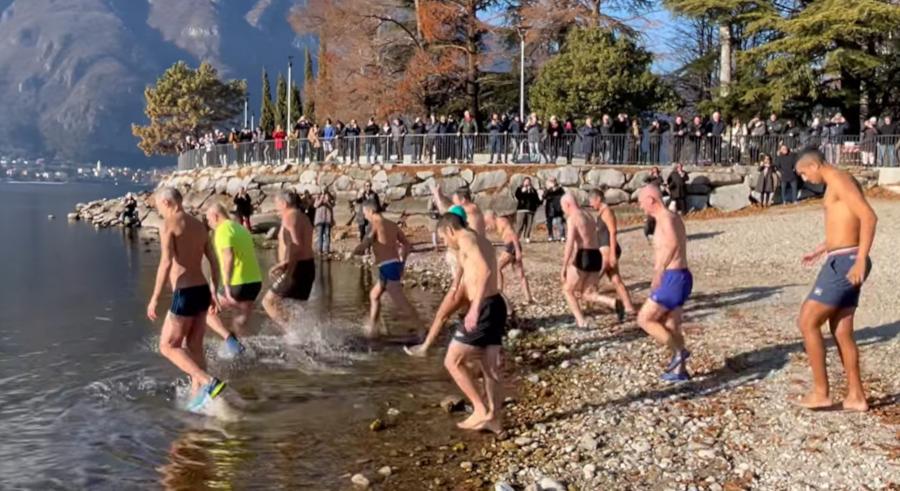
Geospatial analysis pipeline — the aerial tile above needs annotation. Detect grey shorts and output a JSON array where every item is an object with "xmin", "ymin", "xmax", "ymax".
[{"xmin": 807, "ymin": 250, "xmax": 871, "ymax": 309}]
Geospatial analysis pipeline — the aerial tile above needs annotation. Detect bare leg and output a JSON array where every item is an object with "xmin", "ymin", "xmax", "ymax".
[
  {"xmin": 159, "ymin": 314, "xmax": 212, "ymax": 394},
  {"xmin": 365, "ymin": 282, "xmax": 385, "ymax": 338},
  {"xmin": 444, "ymin": 342, "xmax": 489, "ymax": 429},
  {"xmin": 829, "ymin": 308, "xmax": 868, "ymax": 411},
  {"xmin": 516, "ymin": 263, "xmax": 534, "ymax": 303},
  {"xmin": 473, "ymin": 345, "xmax": 503, "ymax": 434},
  {"xmin": 562, "ymin": 266, "xmax": 589, "ymax": 327},
  {"xmin": 386, "ymin": 281, "xmax": 422, "ymax": 333},
  {"xmin": 608, "ymin": 271, "xmax": 636, "ymax": 313},
  {"xmin": 232, "ymin": 301, "xmax": 254, "ymax": 336},
  {"xmin": 795, "ymin": 300, "xmax": 835, "ymax": 409},
  {"xmin": 205, "ymin": 310, "xmax": 233, "ymax": 341},
  {"xmin": 497, "ymin": 254, "xmax": 511, "ymax": 293},
  {"xmin": 582, "ymin": 285, "xmax": 617, "ymax": 310},
  {"xmin": 637, "ymin": 300, "xmax": 680, "ymax": 351},
  {"xmin": 262, "ymin": 291, "xmax": 293, "ymax": 332}
]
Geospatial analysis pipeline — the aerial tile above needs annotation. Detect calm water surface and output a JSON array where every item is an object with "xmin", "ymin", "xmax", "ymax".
[{"xmin": 0, "ymin": 182, "xmax": 453, "ymax": 490}]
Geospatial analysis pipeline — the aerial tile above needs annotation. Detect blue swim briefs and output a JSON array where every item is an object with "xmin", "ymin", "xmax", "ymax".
[
  {"xmin": 650, "ymin": 269, "xmax": 693, "ymax": 311},
  {"xmin": 378, "ymin": 259, "xmax": 404, "ymax": 283}
]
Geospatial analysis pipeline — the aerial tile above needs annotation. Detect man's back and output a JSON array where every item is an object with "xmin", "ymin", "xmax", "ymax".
[
  {"xmin": 462, "ymin": 202, "xmax": 486, "ymax": 237},
  {"xmin": 281, "ymin": 210, "xmax": 314, "ymax": 262},
  {"xmin": 371, "ymin": 217, "xmax": 403, "ymax": 263},
  {"xmin": 166, "ymin": 211, "xmax": 209, "ymax": 289},
  {"xmin": 458, "ymin": 231, "xmax": 499, "ymax": 299},
  {"xmin": 570, "ymin": 209, "xmax": 599, "ymax": 250}
]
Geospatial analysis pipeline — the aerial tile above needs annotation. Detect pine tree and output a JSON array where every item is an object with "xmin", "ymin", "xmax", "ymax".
[
  {"xmin": 260, "ymin": 68, "xmax": 276, "ymax": 134},
  {"xmin": 290, "ymin": 82, "xmax": 302, "ymax": 123},
  {"xmin": 303, "ymin": 47, "xmax": 316, "ymax": 121},
  {"xmin": 274, "ymin": 73, "xmax": 288, "ymax": 130}
]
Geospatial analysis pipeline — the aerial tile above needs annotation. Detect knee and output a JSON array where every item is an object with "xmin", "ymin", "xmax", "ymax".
[{"xmin": 444, "ymin": 352, "xmax": 463, "ymax": 372}]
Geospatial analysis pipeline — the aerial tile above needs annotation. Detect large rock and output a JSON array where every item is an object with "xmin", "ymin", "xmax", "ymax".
[
  {"xmin": 412, "ymin": 178, "xmax": 435, "ymax": 197},
  {"xmin": 333, "ymin": 175, "xmax": 352, "ymax": 191},
  {"xmin": 372, "ymin": 170, "xmax": 389, "ymax": 183},
  {"xmin": 416, "ymin": 171, "xmax": 434, "ymax": 181},
  {"xmin": 470, "ymin": 170, "xmax": 508, "ymax": 193},
  {"xmin": 557, "ymin": 166, "xmax": 581, "ymax": 185},
  {"xmin": 317, "ymin": 172, "xmax": 338, "ymax": 187},
  {"xmin": 624, "ymin": 170, "xmax": 651, "ymax": 191},
  {"xmin": 347, "ymin": 168, "xmax": 372, "ymax": 181},
  {"xmin": 878, "ymin": 167, "xmax": 900, "ymax": 186},
  {"xmin": 691, "ymin": 171, "xmax": 743, "ymax": 187},
  {"xmin": 299, "ymin": 169, "xmax": 318, "ymax": 184},
  {"xmin": 441, "ymin": 166, "xmax": 460, "ymax": 176},
  {"xmin": 384, "ymin": 186, "xmax": 407, "ymax": 201},
  {"xmin": 386, "ymin": 172, "xmax": 415, "ymax": 187},
  {"xmin": 438, "ymin": 176, "xmax": 466, "ymax": 195},
  {"xmin": 475, "ymin": 193, "xmax": 517, "ymax": 215},
  {"xmin": 604, "ymin": 188, "xmax": 630, "ymax": 205},
  {"xmin": 686, "ymin": 194, "xmax": 708, "ymax": 211},
  {"xmin": 586, "ymin": 169, "xmax": 626, "ymax": 188},
  {"xmin": 460, "ymin": 168, "xmax": 474, "ymax": 183},
  {"xmin": 709, "ymin": 183, "xmax": 751, "ymax": 211},
  {"xmin": 686, "ymin": 174, "xmax": 713, "ymax": 195}
]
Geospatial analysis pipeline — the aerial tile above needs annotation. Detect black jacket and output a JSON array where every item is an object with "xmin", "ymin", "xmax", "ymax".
[
  {"xmin": 363, "ymin": 123, "xmax": 380, "ymax": 136},
  {"xmin": 775, "ymin": 154, "xmax": 798, "ymax": 182},
  {"xmin": 667, "ymin": 171, "xmax": 688, "ymax": 199},
  {"xmin": 515, "ymin": 186, "xmax": 540, "ymax": 212},
  {"xmin": 543, "ymin": 187, "xmax": 565, "ymax": 217}
]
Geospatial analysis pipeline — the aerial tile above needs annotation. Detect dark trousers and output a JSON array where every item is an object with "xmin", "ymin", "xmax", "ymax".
[{"xmin": 781, "ymin": 180, "xmax": 799, "ymax": 204}]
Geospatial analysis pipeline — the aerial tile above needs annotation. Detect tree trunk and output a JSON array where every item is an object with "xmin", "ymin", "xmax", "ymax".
[
  {"xmin": 413, "ymin": 0, "xmax": 423, "ymax": 41},
  {"xmin": 465, "ymin": 0, "xmax": 479, "ymax": 116},
  {"xmin": 718, "ymin": 23, "xmax": 732, "ymax": 97},
  {"xmin": 591, "ymin": 0, "xmax": 602, "ymax": 29},
  {"xmin": 841, "ymin": 69, "xmax": 862, "ymax": 135}
]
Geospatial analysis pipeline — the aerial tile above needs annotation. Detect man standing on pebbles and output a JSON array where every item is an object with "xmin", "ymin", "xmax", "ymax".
[
  {"xmin": 406, "ymin": 212, "xmax": 506, "ymax": 433},
  {"xmin": 559, "ymin": 194, "xmax": 604, "ymax": 328},
  {"xmin": 794, "ymin": 148, "xmax": 877, "ymax": 411},
  {"xmin": 636, "ymin": 185, "xmax": 693, "ymax": 382}
]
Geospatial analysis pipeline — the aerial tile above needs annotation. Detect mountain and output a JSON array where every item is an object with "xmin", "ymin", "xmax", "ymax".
[{"xmin": 0, "ymin": 0, "xmax": 309, "ymax": 167}]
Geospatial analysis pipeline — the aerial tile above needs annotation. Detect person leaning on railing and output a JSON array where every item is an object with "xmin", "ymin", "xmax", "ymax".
[
  {"xmin": 344, "ymin": 119, "xmax": 361, "ymax": 164},
  {"xmin": 363, "ymin": 118, "xmax": 379, "ymax": 165},
  {"xmin": 648, "ymin": 118, "xmax": 669, "ymax": 164},
  {"xmin": 410, "ymin": 116, "xmax": 425, "ymax": 164},
  {"xmin": 487, "ymin": 113, "xmax": 504, "ymax": 164},
  {"xmin": 579, "ymin": 117, "xmax": 599, "ymax": 165},
  {"xmin": 877, "ymin": 115, "xmax": 896, "ymax": 167},
  {"xmin": 706, "ymin": 111, "xmax": 726, "ymax": 164}
]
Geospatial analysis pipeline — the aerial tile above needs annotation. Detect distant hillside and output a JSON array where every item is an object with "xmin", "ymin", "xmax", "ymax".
[{"xmin": 0, "ymin": 0, "xmax": 309, "ymax": 167}]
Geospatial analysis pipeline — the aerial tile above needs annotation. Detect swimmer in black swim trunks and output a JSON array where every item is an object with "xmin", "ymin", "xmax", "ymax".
[
  {"xmin": 485, "ymin": 211, "xmax": 533, "ymax": 303},
  {"xmin": 262, "ymin": 191, "xmax": 316, "ymax": 332},
  {"xmin": 588, "ymin": 187, "xmax": 636, "ymax": 321},
  {"xmin": 560, "ymin": 193, "xmax": 605, "ymax": 328}
]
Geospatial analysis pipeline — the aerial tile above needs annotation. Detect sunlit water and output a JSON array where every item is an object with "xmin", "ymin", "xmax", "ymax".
[{"xmin": 0, "ymin": 183, "xmax": 452, "ymax": 490}]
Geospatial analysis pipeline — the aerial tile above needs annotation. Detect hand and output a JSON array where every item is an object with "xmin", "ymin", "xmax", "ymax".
[
  {"xmin": 147, "ymin": 297, "xmax": 159, "ymax": 321},
  {"xmin": 801, "ymin": 250, "xmax": 823, "ymax": 267},
  {"xmin": 608, "ymin": 255, "xmax": 618, "ymax": 271},
  {"xmin": 464, "ymin": 307, "xmax": 478, "ymax": 332},
  {"xmin": 846, "ymin": 259, "xmax": 867, "ymax": 287},
  {"xmin": 651, "ymin": 273, "xmax": 662, "ymax": 290},
  {"xmin": 208, "ymin": 296, "xmax": 221, "ymax": 316},
  {"xmin": 222, "ymin": 287, "xmax": 237, "ymax": 308},
  {"xmin": 269, "ymin": 263, "xmax": 286, "ymax": 279}
]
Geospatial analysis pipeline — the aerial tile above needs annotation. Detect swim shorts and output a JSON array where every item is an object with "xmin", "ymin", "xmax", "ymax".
[
  {"xmin": 575, "ymin": 248, "xmax": 603, "ymax": 273},
  {"xmin": 452, "ymin": 294, "xmax": 507, "ymax": 348},
  {"xmin": 170, "ymin": 285, "xmax": 212, "ymax": 317},
  {"xmin": 650, "ymin": 269, "xmax": 693, "ymax": 311},
  {"xmin": 807, "ymin": 248, "xmax": 871, "ymax": 309},
  {"xmin": 230, "ymin": 282, "xmax": 262, "ymax": 302},
  {"xmin": 378, "ymin": 259, "xmax": 404, "ymax": 283},
  {"xmin": 271, "ymin": 259, "xmax": 316, "ymax": 300},
  {"xmin": 502, "ymin": 242, "xmax": 517, "ymax": 262}
]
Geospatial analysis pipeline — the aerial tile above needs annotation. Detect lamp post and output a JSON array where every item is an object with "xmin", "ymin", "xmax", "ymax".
[
  {"xmin": 243, "ymin": 91, "xmax": 249, "ymax": 129},
  {"xmin": 286, "ymin": 55, "xmax": 294, "ymax": 159},
  {"xmin": 516, "ymin": 26, "xmax": 527, "ymax": 122}
]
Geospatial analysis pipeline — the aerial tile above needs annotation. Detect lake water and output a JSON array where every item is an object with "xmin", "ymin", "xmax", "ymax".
[{"xmin": 0, "ymin": 182, "xmax": 456, "ymax": 490}]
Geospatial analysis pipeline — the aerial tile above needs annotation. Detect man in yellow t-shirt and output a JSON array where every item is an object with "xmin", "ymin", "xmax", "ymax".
[{"xmin": 205, "ymin": 203, "xmax": 263, "ymax": 355}]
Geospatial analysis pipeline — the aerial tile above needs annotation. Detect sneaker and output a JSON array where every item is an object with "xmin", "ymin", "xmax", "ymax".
[
  {"xmin": 224, "ymin": 334, "xmax": 245, "ymax": 356},
  {"xmin": 660, "ymin": 371, "xmax": 691, "ymax": 383},
  {"xmin": 665, "ymin": 349, "xmax": 691, "ymax": 373},
  {"xmin": 615, "ymin": 300, "xmax": 626, "ymax": 323},
  {"xmin": 186, "ymin": 378, "xmax": 226, "ymax": 412}
]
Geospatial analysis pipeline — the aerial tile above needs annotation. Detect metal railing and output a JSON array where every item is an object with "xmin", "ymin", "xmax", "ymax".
[{"xmin": 177, "ymin": 133, "xmax": 900, "ymax": 170}]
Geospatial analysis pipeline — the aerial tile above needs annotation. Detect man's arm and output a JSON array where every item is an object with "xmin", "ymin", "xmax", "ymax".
[
  {"xmin": 147, "ymin": 225, "xmax": 174, "ymax": 321},
  {"xmin": 430, "ymin": 183, "xmax": 452, "ymax": 212},
  {"xmin": 354, "ymin": 228, "xmax": 374, "ymax": 256},
  {"xmin": 219, "ymin": 246, "xmax": 235, "ymax": 299},
  {"xmin": 602, "ymin": 208, "xmax": 619, "ymax": 268},
  {"xmin": 397, "ymin": 228, "xmax": 411, "ymax": 262},
  {"xmin": 838, "ymin": 174, "xmax": 878, "ymax": 285},
  {"xmin": 204, "ymin": 238, "xmax": 221, "ymax": 313}
]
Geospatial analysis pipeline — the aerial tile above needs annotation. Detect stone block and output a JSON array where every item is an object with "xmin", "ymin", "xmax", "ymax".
[
  {"xmin": 470, "ymin": 170, "xmax": 508, "ymax": 193},
  {"xmin": 877, "ymin": 167, "xmax": 900, "ymax": 186},
  {"xmin": 686, "ymin": 194, "xmax": 708, "ymax": 211},
  {"xmin": 416, "ymin": 171, "xmax": 434, "ymax": 181},
  {"xmin": 624, "ymin": 170, "xmax": 651, "ymax": 191},
  {"xmin": 586, "ymin": 169, "xmax": 626, "ymax": 188},
  {"xmin": 318, "ymin": 172, "xmax": 338, "ymax": 187},
  {"xmin": 460, "ymin": 169, "xmax": 474, "ymax": 183},
  {"xmin": 384, "ymin": 186, "xmax": 407, "ymax": 201},
  {"xmin": 411, "ymin": 178, "xmax": 435, "ymax": 197},
  {"xmin": 709, "ymin": 183, "xmax": 751, "ymax": 211},
  {"xmin": 604, "ymin": 188, "xmax": 630, "ymax": 205},
  {"xmin": 441, "ymin": 166, "xmax": 460, "ymax": 176},
  {"xmin": 386, "ymin": 172, "xmax": 415, "ymax": 187},
  {"xmin": 333, "ymin": 175, "xmax": 352, "ymax": 191}
]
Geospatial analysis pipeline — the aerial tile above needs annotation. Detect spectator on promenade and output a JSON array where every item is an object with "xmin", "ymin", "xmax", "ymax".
[
  {"xmin": 564, "ymin": 117, "xmax": 577, "ymax": 164},
  {"xmin": 628, "ymin": 117, "xmax": 642, "ymax": 163},
  {"xmin": 294, "ymin": 116, "xmax": 311, "ymax": 164},
  {"xmin": 526, "ymin": 113, "xmax": 542, "ymax": 163},
  {"xmin": 233, "ymin": 187, "xmax": 254, "ymax": 230},
  {"xmin": 611, "ymin": 113, "xmax": 629, "ymax": 163},
  {"xmin": 667, "ymin": 163, "xmax": 688, "ymax": 213},
  {"xmin": 314, "ymin": 188, "xmax": 335, "ymax": 254},
  {"xmin": 333, "ymin": 120, "xmax": 345, "ymax": 163},
  {"xmin": 380, "ymin": 120, "xmax": 392, "ymax": 163},
  {"xmin": 345, "ymin": 119, "xmax": 361, "ymax": 164},
  {"xmin": 273, "ymin": 124, "xmax": 287, "ymax": 164},
  {"xmin": 748, "ymin": 114, "xmax": 767, "ymax": 163},
  {"xmin": 824, "ymin": 113, "xmax": 848, "ymax": 164},
  {"xmin": 355, "ymin": 181, "xmax": 381, "ymax": 240},
  {"xmin": 784, "ymin": 119, "xmax": 802, "ymax": 147},
  {"xmin": 807, "ymin": 116, "xmax": 823, "ymax": 147},
  {"xmin": 514, "ymin": 177, "xmax": 540, "ymax": 243},
  {"xmin": 707, "ymin": 111, "xmax": 726, "ymax": 163},
  {"xmin": 460, "ymin": 110, "xmax": 478, "ymax": 162},
  {"xmin": 308, "ymin": 124, "xmax": 322, "ymax": 163},
  {"xmin": 411, "ymin": 116, "xmax": 426, "ymax": 163},
  {"xmin": 877, "ymin": 115, "xmax": 896, "ymax": 167},
  {"xmin": 861, "ymin": 117, "xmax": 879, "ymax": 167},
  {"xmin": 647, "ymin": 118, "xmax": 668, "ymax": 164},
  {"xmin": 545, "ymin": 115, "xmax": 563, "ymax": 164},
  {"xmin": 391, "ymin": 117, "xmax": 407, "ymax": 163},
  {"xmin": 322, "ymin": 119, "xmax": 336, "ymax": 158},
  {"xmin": 446, "ymin": 115, "xmax": 460, "ymax": 163},
  {"xmin": 599, "ymin": 114, "xmax": 613, "ymax": 163},
  {"xmin": 580, "ymin": 117, "xmax": 599, "ymax": 164},
  {"xmin": 672, "ymin": 115, "xmax": 688, "ymax": 163},
  {"xmin": 689, "ymin": 115, "xmax": 704, "ymax": 164},
  {"xmin": 253, "ymin": 126, "xmax": 268, "ymax": 164},
  {"xmin": 508, "ymin": 115, "xmax": 523, "ymax": 163},
  {"xmin": 729, "ymin": 117, "xmax": 748, "ymax": 164},
  {"xmin": 500, "ymin": 114, "xmax": 512, "ymax": 163},
  {"xmin": 756, "ymin": 153, "xmax": 776, "ymax": 207},
  {"xmin": 765, "ymin": 112, "xmax": 784, "ymax": 157},
  {"xmin": 425, "ymin": 114, "xmax": 439, "ymax": 164},
  {"xmin": 774, "ymin": 144, "xmax": 798, "ymax": 204},
  {"xmin": 364, "ymin": 118, "xmax": 380, "ymax": 164},
  {"xmin": 542, "ymin": 177, "xmax": 566, "ymax": 241},
  {"xmin": 487, "ymin": 113, "xmax": 504, "ymax": 164}
]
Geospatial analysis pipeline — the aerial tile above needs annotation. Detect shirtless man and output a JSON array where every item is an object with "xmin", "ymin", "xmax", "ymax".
[
  {"xmin": 408, "ymin": 212, "xmax": 506, "ymax": 433},
  {"xmin": 432, "ymin": 184, "xmax": 486, "ymax": 237},
  {"xmin": 353, "ymin": 201, "xmax": 422, "ymax": 338},
  {"xmin": 262, "ymin": 191, "xmax": 316, "ymax": 331},
  {"xmin": 794, "ymin": 148, "xmax": 877, "ymax": 411},
  {"xmin": 484, "ymin": 210, "xmax": 533, "ymax": 303},
  {"xmin": 636, "ymin": 185, "xmax": 693, "ymax": 382},
  {"xmin": 588, "ymin": 187, "xmax": 635, "ymax": 321},
  {"xmin": 560, "ymin": 194, "xmax": 605, "ymax": 328},
  {"xmin": 146, "ymin": 187, "xmax": 227, "ymax": 412},
  {"xmin": 204, "ymin": 203, "xmax": 263, "ymax": 353}
]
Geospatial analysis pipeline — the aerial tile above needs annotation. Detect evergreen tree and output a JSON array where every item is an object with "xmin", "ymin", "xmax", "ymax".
[
  {"xmin": 260, "ymin": 68, "xmax": 276, "ymax": 134},
  {"xmin": 304, "ymin": 47, "xmax": 316, "ymax": 121},
  {"xmin": 274, "ymin": 73, "xmax": 288, "ymax": 130},
  {"xmin": 132, "ymin": 61, "xmax": 245, "ymax": 156},
  {"xmin": 290, "ymin": 82, "xmax": 302, "ymax": 123},
  {"xmin": 529, "ymin": 28, "xmax": 678, "ymax": 118}
]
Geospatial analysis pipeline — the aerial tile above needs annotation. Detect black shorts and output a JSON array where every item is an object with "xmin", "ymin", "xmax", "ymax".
[
  {"xmin": 575, "ymin": 249, "xmax": 602, "ymax": 273},
  {"xmin": 452, "ymin": 294, "xmax": 507, "ymax": 347},
  {"xmin": 271, "ymin": 259, "xmax": 316, "ymax": 300},
  {"xmin": 230, "ymin": 282, "xmax": 262, "ymax": 302},
  {"xmin": 170, "ymin": 285, "xmax": 211, "ymax": 317},
  {"xmin": 502, "ymin": 242, "xmax": 517, "ymax": 262}
]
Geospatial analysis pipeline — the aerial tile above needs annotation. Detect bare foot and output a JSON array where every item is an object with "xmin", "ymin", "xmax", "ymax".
[
  {"xmin": 793, "ymin": 392, "xmax": 834, "ymax": 410},
  {"xmin": 403, "ymin": 344, "xmax": 428, "ymax": 358},
  {"xmin": 362, "ymin": 323, "xmax": 377, "ymax": 339},
  {"xmin": 841, "ymin": 397, "xmax": 869, "ymax": 412},
  {"xmin": 472, "ymin": 417, "xmax": 503, "ymax": 434},
  {"xmin": 456, "ymin": 411, "xmax": 487, "ymax": 430}
]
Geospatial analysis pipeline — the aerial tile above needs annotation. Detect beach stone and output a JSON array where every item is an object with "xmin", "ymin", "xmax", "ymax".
[
  {"xmin": 416, "ymin": 171, "xmax": 434, "ymax": 180},
  {"xmin": 494, "ymin": 482, "xmax": 516, "ymax": 491},
  {"xmin": 586, "ymin": 169, "xmax": 626, "ymax": 188},
  {"xmin": 460, "ymin": 461, "xmax": 473, "ymax": 472},
  {"xmin": 624, "ymin": 170, "xmax": 651, "ymax": 191},
  {"xmin": 579, "ymin": 434, "xmax": 599, "ymax": 451},
  {"xmin": 67, "ymin": 212, "xmax": 79, "ymax": 220},
  {"xmin": 686, "ymin": 175, "xmax": 713, "ymax": 195},
  {"xmin": 441, "ymin": 166, "xmax": 460, "ymax": 176},
  {"xmin": 552, "ymin": 166, "xmax": 579, "ymax": 185},
  {"xmin": 877, "ymin": 167, "xmax": 900, "ymax": 186},
  {"xmin": 438, "ymin": 176, "xmax": 466, "ymax": 195},
  {"xmin": 299, "ymin": 169, "xmax": 318, "ymax": 184},
  {"xmin": 693, "ymin": 171, "xmax": 744, "ymax": 187},
  {"xmin": 351, "ymin": 473, "xmax": 370, "ymax": 488},
  {"xmin": 387, "ymin": 172, "xmax": 414, "ymax": 187},
  {"xmin": 507, "ymin": 329, "xmax": 523, "ymax": 340},
  {"xmin": 460, "ymin": 168, "xmax": 474, "ymax": 183},
  {"xmin": 537, "ymin": 477, "xmax": 566, "ymax": 491},
  {"xmin": 369, "ymin": 418, "xmax": 385, "ymax": 431},
  {"xmin": 386, "ymin": 408, "xmax": 400, "ymax": 417},
  {"xmin": 317, "ymin": 172, "xmax": 338, "ymax": 187},
  {"xmin": 372, "ymin": 170, "xmax": 388, "ymax": 183},
  {"xmin": 604, "ymin": 188, "xmax": 630, "ymax": 206},
  {"xmin": 384, "ymin": 186, "xmax": 407, "ymax": 201},
  {"xmin": 334, "ymin": 175, "xmax": 352, "ymax": 191},
  {"xmin": 411, "ymin": 178, "xmax": 435, "ymax": 197},
  {"xmin": 440, "ymin": 395, "xmax": 466, "ymax": 413},
  {"xmin": 526, "ymin": 374, "xmax": 540, "ymax": 384},
  {"xmin": 470, "ymin": 170, "xmax": 507, "ymax": 193},
  {"xmin": 378, "ymin": 466, "xmax": 392, "ymax": 477},
  {"xmin": 709, "ymin": 183, "xmax": 751, "ymax": 212},
  {"xmin": 583, "ymin": 463, "xmax": 597, "ymax": 479},
  {"xmin": 348, "ymin": 168, "xmax": 371, "ymax": 181}
]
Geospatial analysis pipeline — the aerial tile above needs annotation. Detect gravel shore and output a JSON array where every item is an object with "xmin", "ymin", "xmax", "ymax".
[{"xmin": 355, "ymin": 199, "xmax": 899, "ymax": 490}]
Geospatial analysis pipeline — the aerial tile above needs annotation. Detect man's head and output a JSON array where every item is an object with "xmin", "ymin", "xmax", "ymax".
[
  {"xmin": 205, "ymin": 202, "xmax": 230, "ymax": 228},
  {"xmin": 712, "ymin": 111, "xmax": 721, "ymax": 122},
  {"xmin": 588, "ymin": 187, "xmax": 606, "ymax": 209},
  {"xmin": 884, "ymin": 115, "xmax": 892, "ymax": 125},
  {"xmin": 155, "ymin": 187, "xmax": 183, "ymax": 217},
  {"xmin": 275, "ymin": 191, "xmax": 300, "ymax": 212},
  {"xmin": 585, "ymin": 116, "xmax": 592, "ymax": 126},
  {"xmin": 452, "ymin": 187, "xmax": 471, "ymax": 205},
  {"xmin": 795, "ymin": 148, "xmax": 829, "ymax": 184},
  {"xmin": 363, "ymin": 181, "xmax": 372, "ymax": 193},
  {"xmin": 769, "ymin": 112, "xmax": 777, "ymax": 121},
  {"xmin": 675, "ymin": 162, "xmax": 684, "ymax": 173},
  {"xmin": 638, "ymin": 185, "xmax": 664, "ymax": 216},
  {"xmin": 560, "ymin": 193, "xmax": 577, "ymax": 216},
  {"xmin": 362, "ymin": 199, "xmax": 381, "ymax": 220},
  {"xmin": 675, "ymin": 115, "xmax": 683, "ymax": 123},
  {"xmin": 436, "ymin": 212, "xmax": 468, "ymax": 249},
  {"xmin": 778, "ymin": 144, "xmax": 789, "ymax": 155}
]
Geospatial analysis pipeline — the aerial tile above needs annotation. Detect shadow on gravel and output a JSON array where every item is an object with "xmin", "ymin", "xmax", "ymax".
[
  {"xmin": 594, "ymin": 320, "xmax": 900, "ymax": 409},
  {"xmin": 687, "ymin": 284, "xmax": 799, "ymax": 321},
  {"xmin": 687, "ymin": 231, "xmax": 724, "ymax": 241}
]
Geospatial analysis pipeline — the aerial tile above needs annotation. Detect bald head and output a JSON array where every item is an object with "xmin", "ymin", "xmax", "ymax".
[
  {"xmin": 560, "ymin": 193, "xmax": 577, "ymax": 214},
  {"xmin": 638, "ymin": 185, "xmax": 664, "ymax": 215}
]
